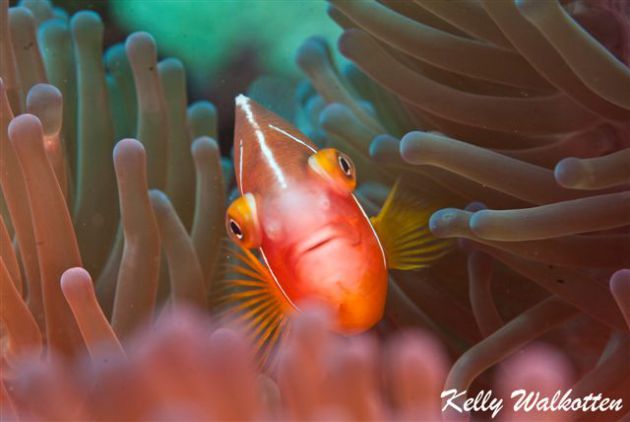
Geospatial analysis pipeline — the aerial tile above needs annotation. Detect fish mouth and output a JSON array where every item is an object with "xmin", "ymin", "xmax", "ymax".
[
  {"xmin": 304, "ymin": 237, "xmax": 335, "ymax": 253},
  {"xmin": 292, "ymin": 223, "xmax": 360, "ymax": 262}
]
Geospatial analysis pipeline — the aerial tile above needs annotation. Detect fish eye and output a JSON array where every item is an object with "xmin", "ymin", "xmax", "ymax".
[
  {"xmin": 338, "ymin": 153, "xmax": 353, "ymax": 177},
  {"xmin": 225, "ymin": 193, "xmax": 262, "ymax": 249},
  {"xmin": 308, "ymin": 148, "xmax": 357, "ymax": 195},
  {"xmin": 229, "ymin": 219, "xmax": 243, "ymax": 239}
]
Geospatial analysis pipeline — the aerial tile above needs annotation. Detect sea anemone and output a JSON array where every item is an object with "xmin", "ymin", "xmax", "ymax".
[
  {"xmin": 2, "ymin": 0, "xmax": 630, "ymax": 420},
  {"xmin": 1, "ymin": 0, "xmax": 225, "ymax": 362},
  {"xmin": 290, "ymin": 0, "xmax": 630, "ymax": 417},
  {"xmin": 3, "ymin": 303, "xmax": 584, "ymax": 421}
]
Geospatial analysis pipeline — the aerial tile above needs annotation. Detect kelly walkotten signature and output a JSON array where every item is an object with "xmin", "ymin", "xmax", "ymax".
[{"xmin": 441, "ymin": 389, "xmax": 624, "ymax": 419}]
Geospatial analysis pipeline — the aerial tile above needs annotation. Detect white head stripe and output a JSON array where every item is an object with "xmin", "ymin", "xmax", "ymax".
[
  {"xmin": 268, "ymin": 124, "xmax": 317, "ymax": 153},
  {"xmin": 236, "ymin": 95, "xmax": 288, "ymax": 189},
  {"xmin": 238, "ymin": 138, "xmax": 244, "ymax": 194}
]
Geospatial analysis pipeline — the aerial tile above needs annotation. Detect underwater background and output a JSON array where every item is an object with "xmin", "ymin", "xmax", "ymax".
[{"xmin": 1, "ymin": 0, "xmax": 629, "ymax": 420}]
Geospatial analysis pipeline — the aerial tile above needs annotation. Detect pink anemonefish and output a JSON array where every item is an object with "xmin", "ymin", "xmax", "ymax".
[{"xmin": 222, "ymin": 95, "xmax": 452, "ymax": 354}]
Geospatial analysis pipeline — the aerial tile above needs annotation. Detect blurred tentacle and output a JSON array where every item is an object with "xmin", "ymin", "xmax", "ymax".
[
  {"xmin": 26, "ymin": 83, "xmax": 67, "ymax": 198},
  {"xmin": 356, "ymin": 181, "xmax": 389, "ymax": 209},
  {"xmin": 1, "ymin": 82, "xmax": 43, "ymax": 330},
  {"xmin": 555, "ymin": 148, "xmax": 630, "ymax": 190},
  {"xmin": 331, "ymin": 0, "xmax": 552, "ymax": 92},
  {"xmin": 296, "ymin": 36, "xmax": 384, "ymax": 134},
  {"xmin": 60, "ymin": 267, "xmax": 125, "ymax": 360},
  {"xmin": 432, "ymin": 208, "xmax": 630, "ymax": 269},
  {"xmin": 517, "ymin": 0, "xmax": 630, "ymax": 110},
  {"xmin": 51, "ymin": 6, "xmax": 67, "ymax": 21},
  {"xmin": 385, "ymin": 278, "xmax": 438, "ymax": 334},
  {"xmin": 110, "ymin": 139, "xmax": 160, "ymax": 339},
  {"xmin": 7, "ymin": 352, "xmax": 89, "ymax": 420},
  {"xmin": 8, "ymin": 114, "xmax": 84, "ymax": 356},
  {"xmin": 405, "ymin": 104, "xmax": 556, "ymax": 149},
  {"xmin": 95, "ymin": 45, "xmax": 139, "ymax": 306},
  {"xmin": 386, "ymin": 275, "xmax": 478, "ymax": 356},
  {"xmin": 384, "ymin": 329, "xmax": 448, "ymax": 420},
  {"xmin": 126, "ymin": 32, "xmax": 168, "ymax": 190},
  {"xmin": 0, "ymin": 377, "xmax": 17, "ymax": 420},
  {"xmin": 570, "ymin": 333, "xmax": 630, "ymax": 409},
  {"xmin": 387, "ymin": 44, "xmax": 541, "ymax": 99},
  {"xmin": 304, "ymin": 94, "xmax": 325, "ymax": 130},
  {"xmin": 327, "ymin": 3, "xmax": 357, "ymax": 31},
  {"xmin": 414, "ymin": 0, "xmax": 512, "ymax": 48},
  {"xmin": 354, "ymin": 190, "xmax": 379, "ymax": 217},
  {"xmin": 187, "ymin": 101, "xmax": 218, "ymax": 140},
  {"xmin": 380, "ymin": 0, "xmax": 467, "ymax": 37},
  {"xmin": 159, "ymin": 58, "xmax": 195, "ymax": 229},
  {"xmin": 71, "ymin": 11, "xmax": 118, "ymax": 277},
  {"xmin": 324, "ymin": 337, "xmax": 385, "ymax": 420},
  {"xmin": 433, "ymin": 206, "xmax": 627, "ymax": 328},
  {"xmin": 482, "ymin": 0, "xmax": 630, "ymax": 121},
  {"xmin": 107, "ymin": 74, "xmax": 127, "ymax": 143},
  {"xmin": 469, "ymin": 243, "xmax": 626, "ymax": 330},
  {"xmin": 495, "ymin": 344, "xmax": 574, "ymax": 421},
  {"xmin": 370, "ymin": 134, "xmax": 530, "ymax": 209},
  {"xmin": 319, "ymin": 103, "xmax": 378, "ymax": 152},
  {"xmin": 0, "ymin": 216, "xmax": 21, "ymax": 294},
  {"xmin": 9, "ymin": 7, "xmax": 47, "ymax": 105},
  {"xmin": 443, "ymin": 297, "xmax": 577, "ymax": 412},
  {"xmin": 38, "ymin": 18, "xmax": 77, "ymax": 176},
  {"xmin": 20, "ymin": 0, "xmax": 54, "ymax": 25},
  {"xmin": 104, "ymin": 44, "xmax": 137, "ymax": 140},
  {"xmin": 1, "ymin": 1, "xmax": 22, "ymax": 113},
  {"xmin": 95, "ymin": 228, "xmax": 123, "ymax": 317},
  {"xmin": 342, "ymin": 64, "xmax": 412, "ymax": 137},
  {"xmin": 499, "ymin": 125, "xmax": 619, "ymax": 168},
  {"xmin": 190, "ymin": 136, "xmax": 225, "ymax": 289},
  {"xmin": 149, "ymin": 190, "xmax": 206, "ymax": 309},
  {"xmin": 339, "ymin": 29, "xmax": 598, "ymax": 136},
  {"xmin": 400, "ymin": 131, "xmax": 589, "ymax": 204},
  {"xmin": 395, "ymin": 270, "xmax": 481, "ymax": 349},
  {"xmin": 467, "ymin": 251, "xmax": 502, "ymax": 337},
  {"xmin": 0, "ymin": 257, "xmax": 42, "ymax": 362},
  {"xmin": 467, "ymin": 191, "xmax": 630, "ymax": 241},
  {"xmin": 187, "ymin": 100, "xmax": 236, "ymax": 204}
]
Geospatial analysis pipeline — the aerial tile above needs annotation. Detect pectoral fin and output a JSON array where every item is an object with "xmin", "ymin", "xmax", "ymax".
[
  {"xmin": 370, "ymin": 180, "xmax": 454, "ymax": 270},
  {"xmin": 217, "ymin": 244, "xmax": 293, "ymax": 366}
]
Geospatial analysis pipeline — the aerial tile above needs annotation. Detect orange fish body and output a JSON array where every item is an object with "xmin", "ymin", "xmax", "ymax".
[
  {"xmin": 231, "ymin": 95, "xmax": 387, "ymax": 333},
  {"xmin": 226, "ymin": 96, "xmax": 452, "ymax": 344}
]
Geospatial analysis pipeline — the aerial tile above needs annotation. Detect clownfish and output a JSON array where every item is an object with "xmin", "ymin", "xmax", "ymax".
[{"xmin": 222, "ymin": 95, "xmax": 451, "ymax": 352}]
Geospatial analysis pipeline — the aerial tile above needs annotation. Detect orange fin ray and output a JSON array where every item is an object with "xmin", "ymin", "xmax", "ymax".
[{"xmin": 218, "ymin": 243, "xmax": 293, "ymax": 366}]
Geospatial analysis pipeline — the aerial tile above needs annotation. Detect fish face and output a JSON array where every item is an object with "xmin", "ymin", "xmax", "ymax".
[
  {"xmin": 226, "ymin": 95, "xmax": 452, "ymax": 355},
  {"xmin": 259, "ymin": 179, "xmax": 388, "ymax": 334},
  {"xmin": 230, "ymin": 95, "xmax": 388, "ymax": 334}
]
